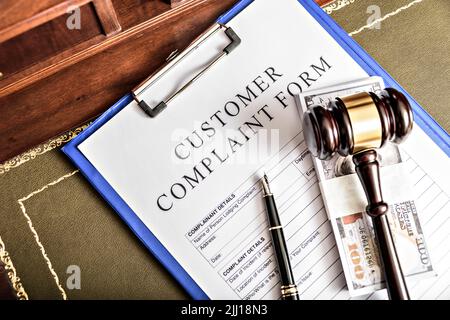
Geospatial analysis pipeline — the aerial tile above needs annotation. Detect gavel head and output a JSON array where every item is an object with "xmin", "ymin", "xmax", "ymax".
[{"xmin": 303, "ymin": 88, "xmax": 414, "ymax": 160}]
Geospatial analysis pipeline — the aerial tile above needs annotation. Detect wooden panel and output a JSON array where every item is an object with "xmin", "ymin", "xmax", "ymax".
[
  {"xmin": 0, "ymin": 0, "xmax": 63, "ymax": 30},
  {"xmin": 111, "ymin": 0, "xmax": 171, "ymax": 31},
  {"xmin": 316, "ymin": 0, "xmax": 336, "ymax": 6},
  {"xmin": 0, "ymin": 3, "xmax": 102, "ymax": 78},
  {"xmin": 93, "ymin": 0, "xmax": 122, "ymax": 36},
  {"xmin": 169, "ymin": 0, "xmax": 190, "ymax": 6},
  {"xmin": 0, "ymin": 0, "xmax": 179, "ymax": 96},
  {"xmin": 0, "ymin": 0, "xmax": 93, "ymax": 43}
]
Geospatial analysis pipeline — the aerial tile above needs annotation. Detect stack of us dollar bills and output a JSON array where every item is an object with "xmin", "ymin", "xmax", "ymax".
[{"xmin": 295, "ymin": 77, "xmax": 434, "ymax": 297}]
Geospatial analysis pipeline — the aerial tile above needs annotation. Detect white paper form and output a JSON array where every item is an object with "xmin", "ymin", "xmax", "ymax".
[{"xmin": 78, "ymin": 0, "xmax": 449, "ymax": 299}]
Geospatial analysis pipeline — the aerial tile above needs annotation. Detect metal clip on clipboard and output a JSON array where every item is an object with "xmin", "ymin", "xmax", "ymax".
[{"xmin": 132, "ymin": 24, "xmax": 241, "ymax": 118}]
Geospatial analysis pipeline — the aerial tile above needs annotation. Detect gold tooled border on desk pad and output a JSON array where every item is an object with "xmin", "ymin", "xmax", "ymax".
[
  {"xmin": 15, "ymin": 170, "xmax": 80, "ymax": 300},
  {"xmin": 322, "ymin": 0, "xmax": 356, "ymax": 14},
  {"xmin": 0, "ymin": 236, "xmax": 29, "ymax": 300},
  {"xmin": 0, "ymin": 124, "xmax": 90, "ymax": 175}
]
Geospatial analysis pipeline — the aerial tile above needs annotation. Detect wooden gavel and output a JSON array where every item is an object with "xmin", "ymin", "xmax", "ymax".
[{"xmin": 303, "ymin": 88, "xmax": 413, "ymax": 300}]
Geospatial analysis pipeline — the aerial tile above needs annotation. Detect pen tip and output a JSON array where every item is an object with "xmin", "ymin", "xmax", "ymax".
[{"xmin": 261, "ymin": 173, "xmax": 270, "ymax": 195}]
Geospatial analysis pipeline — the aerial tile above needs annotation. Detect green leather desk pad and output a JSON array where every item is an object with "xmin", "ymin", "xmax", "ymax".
[{"xmin": 1, "ymin": 0, "xmax": 448, "ymax": 299}]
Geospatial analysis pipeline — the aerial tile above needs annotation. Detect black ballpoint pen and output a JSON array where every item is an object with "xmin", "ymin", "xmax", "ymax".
[{"xmin": 261, "ymin": 174, "xmax": 300, "ymax": 300}]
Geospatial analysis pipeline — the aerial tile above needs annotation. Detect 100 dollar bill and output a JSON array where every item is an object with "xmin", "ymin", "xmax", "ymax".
[
  {"xmin": 296, "ymin": 77, "xmax": 434, "ymax": 296},
  {"xmin": 335, "ymin": 200, "xmax": 433, "ymax": 295}
]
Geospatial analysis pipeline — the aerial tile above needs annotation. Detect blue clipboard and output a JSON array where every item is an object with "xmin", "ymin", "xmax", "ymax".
[{"xmin": 63, "ymin": 0, "xmax": 450, "ymax": 300}]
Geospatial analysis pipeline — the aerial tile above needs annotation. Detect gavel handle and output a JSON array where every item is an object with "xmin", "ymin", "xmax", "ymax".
[{"xmin": 353, "ymin": 150, "xmax": 410, "ymax": 300}]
